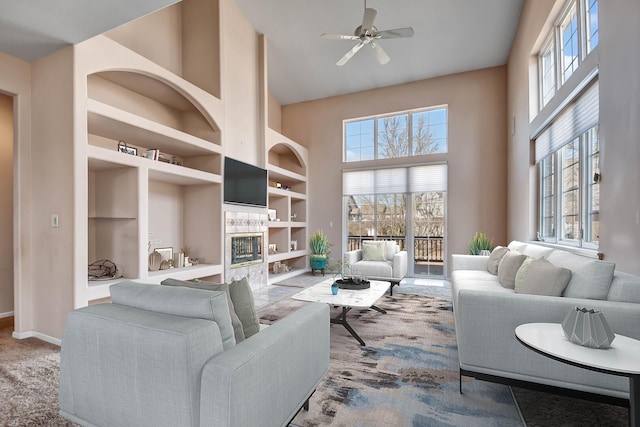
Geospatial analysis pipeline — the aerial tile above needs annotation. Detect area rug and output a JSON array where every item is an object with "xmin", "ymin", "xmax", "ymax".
[{"xmin": 259, "ymin": 294, "xmax": 523, "ymax": 427}]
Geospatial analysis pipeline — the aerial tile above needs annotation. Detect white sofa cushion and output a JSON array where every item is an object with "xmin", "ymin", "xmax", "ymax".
[
  {"xmin": 520, "ymin": 244, "xmax": 555, "ymax": 260},
  {"xmin": 607, "ymin": 271, "xmax": 640, "ymax": 303},
  {"xmin": 514, "ymin": 258, "xmax": 572, "ymax": 296},
  {"xmin": 351, "ymin": 260, "xmax": 393, "ymax": 277},
  {"xmin": 385, "ymin": 242, "xmax": 399, "ymax": 261},
  {"xmin": 487, "ymin": 246, "xmax": 509, "ymax": 275},
  {"xmin": 497, "ymin": 251, "xmax": 527, "ymax": 289},
  {"xmin": 548, "ymin": 250, "xmax": 615, "ymax": 300}
]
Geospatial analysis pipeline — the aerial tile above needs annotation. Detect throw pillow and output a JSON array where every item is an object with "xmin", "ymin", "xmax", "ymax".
[
  {"xmin": 487, "ymin": 246, "xmax": 509, "ymax": 275},
  {"xmin": 228, "ymin": 277, "xmax": 261, "ymax": 338},
  {"xmin": 514, "ymin": 258, "xmax": 572, "ymax": 296},
  {"xmin": 362, "ymin": 241, "xmax": 386, "ymax": 261},
  {"xmin": 384, "ymin": 242, "xmax": 399, "ymax": 261},
  {"xmin": 161, "ymin": 278, "xmax": 246, "ymax": 343},
  {"xmin": 497, "ymin": 251, "xmax": 527, "ymax": 289},
  {"xmin": 547, "ymin": 251, "xmax": 616, "ymax": 300}
]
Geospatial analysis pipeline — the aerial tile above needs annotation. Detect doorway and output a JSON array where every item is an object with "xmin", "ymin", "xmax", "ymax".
[{"xmin": 0, "ymin": 93, "xmax": 14, "ymax": 318}]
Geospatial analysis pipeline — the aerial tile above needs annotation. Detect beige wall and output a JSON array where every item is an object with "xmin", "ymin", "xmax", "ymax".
[
  {"xmin": 282, "ymin": 66, "xmax": 508, "ymax": 272},
  {"xmin": 30, "ymin": 48, "xmax": 75, "ymax": 339},
  {"xmin": 507, "ymin": 0, "xmax": 640, "ymax": 274},
  {"xmin": 0, "ymin": 94, "xmax": 13, "ymax": 315}
]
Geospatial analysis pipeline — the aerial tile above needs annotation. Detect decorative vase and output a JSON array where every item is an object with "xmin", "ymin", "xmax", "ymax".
[
  {"xmin": 310, "ymin": 255, "xmax": 327, "ymax": 270},
  {"xmin": 148, "ymin": 251, "xmax": 162, "ymax": 271},
  {"xmin": 561, "ymin": 307, "xmax": 616, "ymax": 349},
  {"xmin": 331, "ymin": 282, "xmax": 339, "ymax": 295}
]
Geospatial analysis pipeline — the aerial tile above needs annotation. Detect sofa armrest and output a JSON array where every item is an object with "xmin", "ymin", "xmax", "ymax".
[
  {"xmin": 451, "ymin": 254, "xmax": 489, "ymax": 272},
  {"xmin": 200, "ymin": 302, "xmax": 330, "ymax": 427},
  {"xmin": 392, "ymin": 251, "xmax": 408, "ymax": 279},
  {"xmin": 344, "ymin": 249, "xmax": 362, "ymax": 266}
]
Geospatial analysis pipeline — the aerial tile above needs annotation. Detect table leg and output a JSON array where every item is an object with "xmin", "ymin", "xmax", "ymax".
[
  {"xmin": 631, "ymin": 376, "xmax": 639, "ymax": 427},
  {"xmin": 330, "ymin": 307, "xmax": 366, "ymax": 346},
  {"xmin": 370, "ymin": 305, "xmax": 387, "ymax": 314}
]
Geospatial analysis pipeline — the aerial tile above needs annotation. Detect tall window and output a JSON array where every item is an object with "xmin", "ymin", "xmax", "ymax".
[
  {"xmin": 344, "ymin": 107, "xmax": 447, "ymax": 162},
  {"xmin": 560, "ymin": 4, "xmax": 579, "ymax": 84},
  {"xmin": 538, "ymin": 0, "xmax": 598, "ymax": 108},
  {"xmin": 536, "ymin": 80, "xmax": 599, "ymax": 249}
]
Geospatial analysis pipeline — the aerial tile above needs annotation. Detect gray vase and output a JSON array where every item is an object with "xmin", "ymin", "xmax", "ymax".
[{"xmin": 561, "ymin": 307, "xmax": 616, "ymax": 349}]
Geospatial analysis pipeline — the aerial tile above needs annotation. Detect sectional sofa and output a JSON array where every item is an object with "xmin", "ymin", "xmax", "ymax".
[{"xmin": 451, "ymin": 240, "xmax": 640, "ymax": 402}]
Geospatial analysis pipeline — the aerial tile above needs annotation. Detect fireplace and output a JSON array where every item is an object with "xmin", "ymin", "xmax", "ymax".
[{"xmin": 230, "ymin": 233, "xmax": 263, "ymax": 268}]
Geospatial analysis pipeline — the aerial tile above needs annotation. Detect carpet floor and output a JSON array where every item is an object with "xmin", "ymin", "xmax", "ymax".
[{"xmin": 0, "ymin": 279, "xmax": 629, "ymax": 426}]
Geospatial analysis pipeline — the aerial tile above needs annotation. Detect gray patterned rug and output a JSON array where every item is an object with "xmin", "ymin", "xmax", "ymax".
[{"xmin": 260, "ymin": 294, "xmax": 523, "ymax": 427}]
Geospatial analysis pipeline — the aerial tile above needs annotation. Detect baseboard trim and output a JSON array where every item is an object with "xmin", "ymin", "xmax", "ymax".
[
  {"xmin": 0, "ymin": 311, "xmax": 14, "ymax": 319},
  {"xmin": 12, "ymin": 330, "xmax": 61, "ymax": 347}
]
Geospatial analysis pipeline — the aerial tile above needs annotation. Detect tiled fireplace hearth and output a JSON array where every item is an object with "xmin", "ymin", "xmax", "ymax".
[{"xmin": 225, "ymin": 211, "xmax": 268, "ymax": 290}]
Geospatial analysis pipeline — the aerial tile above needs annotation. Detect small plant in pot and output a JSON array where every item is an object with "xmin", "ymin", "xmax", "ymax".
[
  {"xmin": 309, "ymin": 229, "xmax": 331, "ymax": 274},
  {"xmin": 469, "ymin": 231, "xmax": 493, "ymax": 255}
]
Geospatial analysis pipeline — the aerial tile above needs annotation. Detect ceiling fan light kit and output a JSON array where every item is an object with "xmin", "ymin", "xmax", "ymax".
[{"xmin": 321, "ymin": 4, "xmax": 414, "ymax": 66}]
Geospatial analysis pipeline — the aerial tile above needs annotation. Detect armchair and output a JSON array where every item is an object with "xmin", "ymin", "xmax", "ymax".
[
  {"xmin": 344, "ymin": 241, "xmax": 408, "ymax": 295},
  {"xmin": 59, "ymin": 281, "xmax": 330, "ymax": 427}
]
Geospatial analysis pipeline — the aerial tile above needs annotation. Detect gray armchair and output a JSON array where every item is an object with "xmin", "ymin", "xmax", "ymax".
[
  {"xmin": 59, "ymin": 281, "xmax": 329, "ymax": 427},
  {"xmin": 344, "ymin": 241, "xmax": 408, "ymax": 295}
]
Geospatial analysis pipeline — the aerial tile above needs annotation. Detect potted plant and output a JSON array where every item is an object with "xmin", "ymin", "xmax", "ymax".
[
  {"xmin": 469, "ymin": 231, "xmax": 493, "ymax": 255},
  {"xmin": 309, "ymin": 229, "xmax": 331, "ymax": 274}
]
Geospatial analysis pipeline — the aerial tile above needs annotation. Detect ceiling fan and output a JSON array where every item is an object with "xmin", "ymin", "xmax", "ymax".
[{"xmin": 321, "ymin": 2, "xmax": 415, "ymax": 66}]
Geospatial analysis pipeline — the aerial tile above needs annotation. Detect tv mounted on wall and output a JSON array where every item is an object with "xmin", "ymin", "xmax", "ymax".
[{"xmin": 224, "ymin": 157, "xmax": 268, "ymax": 207}]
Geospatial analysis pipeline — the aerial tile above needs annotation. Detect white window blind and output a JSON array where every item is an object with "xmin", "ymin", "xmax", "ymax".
[
  {"xmin": 535, "ymin": 79, "xmax": 599, "ymax": 163},
  {"xmin": 343, "ymin": 164, "xmax": 447, "ymax": 195}
]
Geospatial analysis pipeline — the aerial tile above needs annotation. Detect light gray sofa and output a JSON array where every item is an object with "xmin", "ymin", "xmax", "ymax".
[
  {"xmin": 345, "ymin": 241, "xmax": 408, "ymax": 295},
  {"xmin": 451, "ymin": 240, "xmax": 640, "ymax": 403},
  {"xmin": 59, "ymin": 281, "xmax": 330, "ymax": 427}
]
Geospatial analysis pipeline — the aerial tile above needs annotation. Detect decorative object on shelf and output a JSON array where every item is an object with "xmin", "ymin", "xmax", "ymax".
[
  {"xmin": 562, "ymin": 307, "xmax": 616, "ymax": 349},
  {"xmin": 272, "ymin": 261, "xmax": 289, "ymax": 274},
  {"xmin": 268, "ymin": 209, "xmax": 277, "ymax": 221},
  {"xmin": 309, "ymin": 229, "xmax": 331, "ymax": 275},
  {"xmin": 181, "ymin": 247, "xmax": 192, "ymax": 267},
  {"xmin": 170, "ymin": 156, "xmax": 183, "ymax": 166},
  {"xmin": 173, "ymin": 252, "xmax": 185, "ymax": 268},
  {"xmin": 469, "ymin": 231, "xmax": 493, "ymax": 255},
  {"xmin": 291, "ymin": 240, "xmax": 297, "ymax": 251},
  {"xmin": 291, "ymin": 213, "xmax": 297, "ymax": 221},
  {"xmin": 146, "ymin": 149, "xmax": 160, "ymax": 160},
  {"xmin": 160, "ymin": 260, "xmax": 170, "ymax": 270},
  {"xmin": 275, "ymin": 182, "xmax": 282, "ymax": 189},
  {"xmin": 268, "ymin": 243, "xmax": 277, "ymax": 255},
  {"xmin": 88, "ymin": 259, "xmax": 122, "ymax": 281},
  {"xmin": 156, "ymin": 247, "xmax": 173, "ymax": 263},
  {"xmin": 149, "ymin": 251, "xmax": 162, "ymax": 271},
  {"xmin": 190, "ymin": 258, "xmax": 199, "ymax": 266},
  {"xmin": 117, "ymin": 140, "xmax": 137, "ymax": 156},
  {"xmin": 331, "ymin": 282, "xmax": 339, "ymax": 295}
]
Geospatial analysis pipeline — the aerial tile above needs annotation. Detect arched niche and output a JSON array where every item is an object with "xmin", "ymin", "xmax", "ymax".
[
  {"xmin": 268, "ymin": 142, "xmax": 306, "ymax": 176},
  {"xmin": 87, "ymin": 70, "xmax": 221, "ymax": 145}
]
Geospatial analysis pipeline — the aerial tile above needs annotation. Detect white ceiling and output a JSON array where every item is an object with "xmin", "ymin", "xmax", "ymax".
[
  {"xmin": 235, "ymin": 0, "xmax": 523, "ymax": 105},
  {"xmin": 0, "ymin": 0, "xmax": 523, "ymax": 106}
]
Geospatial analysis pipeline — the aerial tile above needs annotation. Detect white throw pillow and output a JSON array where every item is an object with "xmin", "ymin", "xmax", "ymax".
[{"xmin": 362, "ymin": 241, "xmax": 387, "ymax": 261}]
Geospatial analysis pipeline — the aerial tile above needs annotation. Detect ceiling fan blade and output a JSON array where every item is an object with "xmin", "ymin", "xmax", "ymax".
[
  {"xmin": 321, "ymin": 33, "xmax": 360, "ymax": 41},
  {"xmin": 370, "ymin": 41, "xmax": 390, "ymax": 65},
  {"xmin": 337, "ymin": 42, "xmax": 364, "ymax": 66},
  {"xmin": 377, "ymin": 27, "xmax": 415, "ymax": 39},
  {"xmin": 361, "ymin": 8, "xmax": 377, "ymax": 33}
]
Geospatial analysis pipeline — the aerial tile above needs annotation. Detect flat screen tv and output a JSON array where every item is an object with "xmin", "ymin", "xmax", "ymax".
[{"xmin": 224, "ymin": 157, "xmax": 268, "ymax": 207}]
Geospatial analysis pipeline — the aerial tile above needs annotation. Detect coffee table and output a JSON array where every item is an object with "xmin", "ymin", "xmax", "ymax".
[
  {"xmin": 516, "ymin": 323, "xmax": 640, "ymax": 427},
  {"xmin": 292, "ymin": 279, "xmax": 390, "ymax": 346}
]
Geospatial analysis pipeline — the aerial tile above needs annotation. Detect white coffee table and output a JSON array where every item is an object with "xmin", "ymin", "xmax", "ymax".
[
  {"xmin": 516, "ymin": 322, "xmax": 640, "ymax": 427},
  {"xmin": 292, "ymin": 279, "xmax": 390, "ymax": 346}
]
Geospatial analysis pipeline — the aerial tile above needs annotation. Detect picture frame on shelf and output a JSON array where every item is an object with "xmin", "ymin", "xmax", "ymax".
[
  {"xmin": 155, "ymin": 247, "xmax": 173, "ymax": 262},
  {"xmin": 268, "ymin": 209, "xmax": 277, "ymax": 221},
  {"xmin": 117, "ymin": 141, "xmax": 137, "ymax": 156}
]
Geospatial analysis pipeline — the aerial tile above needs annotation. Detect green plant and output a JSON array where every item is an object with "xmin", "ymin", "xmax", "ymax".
[
  {"xmin": 468, "ymin": 231, "xmax": 493, "ymax": 255},
  {"xmin": 327, "ymin": 256, "xmax": 351, "ymax": 282},
  {"xmin": 309, "ymin": 229, "xmax": 331, "ymax": 256}
]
